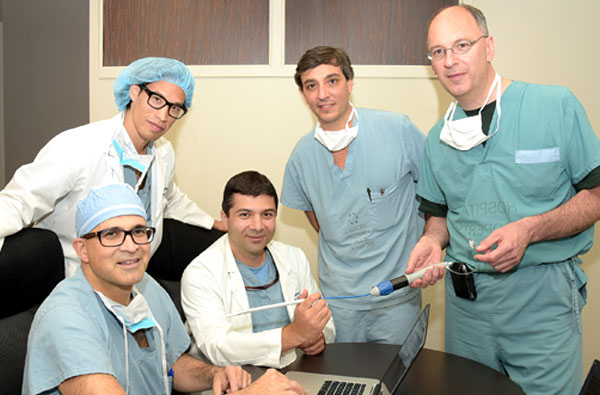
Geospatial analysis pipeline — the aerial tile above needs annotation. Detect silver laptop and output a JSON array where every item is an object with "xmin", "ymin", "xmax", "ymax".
[{"xmin": 286, "ymin": 304, "xmax": 430, "ymax": 395}]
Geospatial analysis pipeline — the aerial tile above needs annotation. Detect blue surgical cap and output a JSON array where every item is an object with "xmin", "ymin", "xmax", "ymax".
[
  {"xmin": 114, "ymin": 57, "xmax": 195, "ymax": 111},
  {"xmin": 76, "ymin": 184, "xmax": 147, "ymax": 237}
]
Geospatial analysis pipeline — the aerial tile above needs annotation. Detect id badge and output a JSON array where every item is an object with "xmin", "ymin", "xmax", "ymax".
[{"xmin": 449, "ymin": 262, "xmax": 477, "ymax": 301}]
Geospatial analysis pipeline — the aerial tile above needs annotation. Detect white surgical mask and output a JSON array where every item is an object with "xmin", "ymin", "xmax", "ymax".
[
  {"xmin": 440, "ymin": 73, "xmax": 502, "ymax": 151},
  {"xmin": 314, "ymin": 103, "xmax": 358, "ymax": 151},
  {"xmin": 97, "ymin": 291, "xmax": 157, "ymax": 333},
  {"xmin": 96, "ymin": 289, "xmax": 170, "ymax": 395}
]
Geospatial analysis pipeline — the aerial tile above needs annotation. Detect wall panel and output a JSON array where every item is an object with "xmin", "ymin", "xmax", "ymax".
[
  {"xmin": 285, "ymin": 0, "xmax": 457, "ymax": 65},
  {"xmin": 103, "ymin": 0, "xmax": 269, "ymax": 66}
]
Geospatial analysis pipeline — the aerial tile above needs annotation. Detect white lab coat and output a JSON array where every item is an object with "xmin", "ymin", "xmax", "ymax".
[
  {"xmin": 181, "ymin": 234, "xmax": 336, "ymax": 368},
  {"xmin": 0, "ymin": 113, "xmax": 214, "ymax": 276}
]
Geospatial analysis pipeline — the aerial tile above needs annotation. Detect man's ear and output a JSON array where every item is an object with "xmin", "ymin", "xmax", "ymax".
[
  {"xmin": 347, "ymin": 78, "xmax": 354, "ymax": 94},
  {"xmin": 72, "ymin": 238, "xmax": 90, "ymax": 263},
  {"xmin": 129, "ymin": 84, "xmax": 142, "ymax": 104},
  {"xmin": 221, "ymin": 210, "xmax": 228, "ymax": 223},
  {"xmin": 485, "ymin": 36, "xmax": 496, "ymax": 63}
]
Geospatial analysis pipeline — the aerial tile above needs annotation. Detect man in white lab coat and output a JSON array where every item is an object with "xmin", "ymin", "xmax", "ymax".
[
  {"xmin": 182, "ymin": 171, "xmax": 335, "ymax": 368},
  {"xmin": 0, "ymin": 57, "xmax": 225, "ymax": 277}
]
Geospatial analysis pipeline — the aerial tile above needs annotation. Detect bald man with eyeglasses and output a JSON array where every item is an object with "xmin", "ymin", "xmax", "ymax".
[{"xmin": 407, "ymin": 5, "xmax": 600, "ymax": 394}]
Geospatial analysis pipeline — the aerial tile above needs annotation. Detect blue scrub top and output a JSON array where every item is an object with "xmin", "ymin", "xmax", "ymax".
[
  {"xmin": 236, "ymin": 250, "xmax": 291, "ymax": 333},
  {"xmin": 23, "ymin": 268, "xmax": 190, "ymax": 395},
  {"xmin": 282, "ymin": 108, "xmax": 425, "ymax": 309}
]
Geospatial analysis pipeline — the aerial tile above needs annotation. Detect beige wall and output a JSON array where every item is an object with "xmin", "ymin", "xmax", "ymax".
[{"xmin": 90, "ymin": 0, "xmax": 599, "ymax": 378}]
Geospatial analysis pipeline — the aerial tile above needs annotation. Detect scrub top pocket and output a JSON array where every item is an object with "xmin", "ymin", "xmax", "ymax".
[
  {"xmin": 514, "ymin": 159, "xmax": 563, "ymax": 200},
  {"xmin": 367, "ymin": 174, "xmax": 409, "ymax": 231}
]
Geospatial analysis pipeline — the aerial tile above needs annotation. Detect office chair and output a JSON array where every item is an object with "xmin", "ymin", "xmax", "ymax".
[
  {"xmin": 581, "ymin": 359, "xmax": 600, "ymax": 395},
  {"xmin": 147, "ymin": 219, "xmax": 224, "ymax": 320},
  {"xmin": 0, "ymin": 228, "xmax": 64, "ymax": 395}
]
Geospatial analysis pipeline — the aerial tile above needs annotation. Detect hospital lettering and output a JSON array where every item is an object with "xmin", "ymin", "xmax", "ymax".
[
  {"xmin": 460, "ymin": 200, "xmax": 517, "ymax": 217},
  {"xmin": 342, "ymin": 222, "xmax": 374, "ymax": 252},
  {"xmin": 349, "ymin": 239, "xmax": 376, "ymax": 253},
  {"xmin": 456, "ymin": 222, "xmax": 504, "ymax": 236},
  {"xmin": 343, "ymin": 223, "xmax": 369, "ymax": 236}
]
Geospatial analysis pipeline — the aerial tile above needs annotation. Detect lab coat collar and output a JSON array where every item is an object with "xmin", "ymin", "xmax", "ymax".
[{"xmin": 106, "ymin": 113, "xmax": 128, "ymax": 180}]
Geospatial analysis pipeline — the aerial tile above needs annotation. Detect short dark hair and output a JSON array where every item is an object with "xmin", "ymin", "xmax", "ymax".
[
  {"xmin": 222, "ymin": 171, "xmax": 278, "ymax": 216},
  {"xmin": 294, "ymin": 46, "xmax": 354, "ymax": 89}
]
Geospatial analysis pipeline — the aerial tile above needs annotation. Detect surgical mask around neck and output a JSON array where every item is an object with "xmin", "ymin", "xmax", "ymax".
[
  {"xmin": 113, "ymin": 127, "xmax": 155, "ymax": 191},
  {"xmin": 96, "ymin": 289, "xmax": 170, "ymax": 394},
  {"xmin": 440, "ymin": 73, "xmax": 502, "ymax": 151},
  {"xmin": 314, "ymin": 104, "xmax": 358, "ymax": 151},
  {"xmin": 96, "ymin": 291, "xmax": 156, "ymax": 333}
]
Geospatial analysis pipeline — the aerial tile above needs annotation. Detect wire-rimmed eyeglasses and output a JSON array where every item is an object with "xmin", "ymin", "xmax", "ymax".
[{"xmin": 427, "ymin": 35, "xmax": 488, "ymax": 61}]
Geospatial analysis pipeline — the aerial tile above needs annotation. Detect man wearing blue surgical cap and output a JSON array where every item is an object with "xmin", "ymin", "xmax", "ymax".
[
  {"xmin": 22, "ymin": 184, "xmax": 305, "ymax": 395},
  {"xmin": 0, "ymin": 57, "xmax": 225, "ymax": 277}
]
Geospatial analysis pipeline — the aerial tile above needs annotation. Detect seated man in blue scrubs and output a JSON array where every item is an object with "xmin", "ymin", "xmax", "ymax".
[
  {"xmin": 407, "ymin": 5, "xmax": 600, "ymax": 395},
  {"xmin": 22, "ymin": 183, "xmax": 305, "ymax": 395},
  {"xmin": 182, "ymin": 171, "xmax": 335, "ymax": 368},
  {"xmin": 281, "ymin": 46, "xmax": 425, "ymax": 344}
]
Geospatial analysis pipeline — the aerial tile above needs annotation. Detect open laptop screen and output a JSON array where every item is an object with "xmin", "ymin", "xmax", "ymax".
[{"xmin": 381, "ymin": 304, "xmax": 430, "ymax": 394}]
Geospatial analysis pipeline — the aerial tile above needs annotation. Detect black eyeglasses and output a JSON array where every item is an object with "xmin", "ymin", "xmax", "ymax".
[
  {"xmin": 245, "ymin": 263, "xmax": 280, "ymax": 291},
  {"xmin": 82, "ymin": 226, "xmax": 156, "ymax": 247},
  {"xmin": 139, "ymin": 85, "xmax": 188, "ymax": 119}
]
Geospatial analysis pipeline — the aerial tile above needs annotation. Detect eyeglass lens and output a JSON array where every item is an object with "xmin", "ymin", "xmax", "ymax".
[
  {"xmin": 99, "ymin": 227, "xmax": 154, "ymax": 247},
  {"xmin": 141, "ymin": 85, "xmax": 186, "ymax": 119}
]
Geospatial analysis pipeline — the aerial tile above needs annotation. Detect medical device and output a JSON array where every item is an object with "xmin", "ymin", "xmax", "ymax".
[
  {"xmin": 369, "ymin": 262, "xmax": 452, "ymax": 296},
  {"xmin": 224, "ymin": 262, "xmax": 452, "ymax": 317},
  {"xmin": 223, "ymin": 293, "xmax": 370, "ymax": 317}
]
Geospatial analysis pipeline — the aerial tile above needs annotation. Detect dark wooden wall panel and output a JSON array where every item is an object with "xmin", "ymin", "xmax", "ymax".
[
  {"xmin": 285, "ymin": 0, "xmax": 457, "ymax": 65},
  {"xmin": 103, "ymin": 0, "xmax": 269, "ymax": 66}
]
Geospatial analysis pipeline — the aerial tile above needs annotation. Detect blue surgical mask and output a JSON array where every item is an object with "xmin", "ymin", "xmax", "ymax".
[
  {"xmin": 113, "ymin": 137, "xmax": 154, "ymax": 169},
  {"xmin": 112, "ymin": 126, "xmax": 155, "ymax": 191}
]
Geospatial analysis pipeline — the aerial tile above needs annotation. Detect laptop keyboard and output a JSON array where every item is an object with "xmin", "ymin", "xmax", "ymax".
[{"xmin": 318, "ymin": 380, "xmax": 366, "ymax": 395}]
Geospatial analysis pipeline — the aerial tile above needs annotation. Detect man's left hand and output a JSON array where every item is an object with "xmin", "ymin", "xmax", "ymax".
[
  {"xmin": 213, "ymin": 366, "xmax": 251, "ymax": 394},
  {"xmin": 299, "ymin": 332, "xmax": 325, "ymax": 356},
  {"xmin": 474, "ymin": 218, "xmax": 534, "ymax": 272}
]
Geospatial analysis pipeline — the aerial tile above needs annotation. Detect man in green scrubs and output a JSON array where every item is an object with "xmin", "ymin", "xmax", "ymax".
[{"xmin": 407, "ymin": 5, "xmax": 600, "ymax": 395}]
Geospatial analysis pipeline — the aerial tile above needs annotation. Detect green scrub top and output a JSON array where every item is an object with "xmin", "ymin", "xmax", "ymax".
[{"xmin": 418, "ymin": 81, "xmax": 600, "ymax": 272}]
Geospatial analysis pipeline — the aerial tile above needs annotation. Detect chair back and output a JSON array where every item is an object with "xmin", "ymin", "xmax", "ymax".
[
  {"xmin": 148, "ymin": 219, "xmax": 224, "ymax": 319},
  {"xmin": 0, "ymin": 228, "xmax": 64, "ymax": 394},
  {"xmin": 581, "ymin": 359, "xmax": 600, "ymax": 395}
]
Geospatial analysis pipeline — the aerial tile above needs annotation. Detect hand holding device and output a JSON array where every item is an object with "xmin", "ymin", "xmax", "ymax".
[{"xmin": 370, "ymin": 262, "xmax": 452, "ymax": 296}]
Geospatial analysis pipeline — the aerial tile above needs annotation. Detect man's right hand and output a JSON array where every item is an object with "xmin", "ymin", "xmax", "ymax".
[
  {"xmin": 406, "ymin": 235, "xmax": 445, "ymax": 289},
  {"xmin": 282, "ymin": 290, "xmax": 331, "ymax": 352},
  {"xmin": 239, "ymin": 369, "xmax": 306, "ymax": 395}
]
